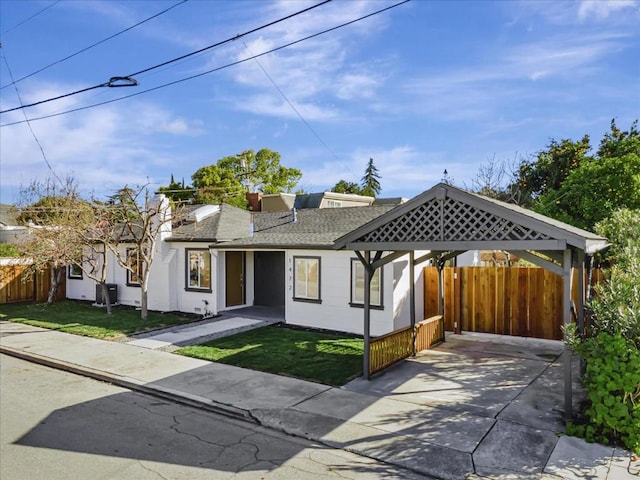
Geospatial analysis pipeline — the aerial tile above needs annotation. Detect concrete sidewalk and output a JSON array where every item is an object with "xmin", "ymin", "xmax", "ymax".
[{"xmin": 0, "ymin": 321, "xmax": 635, "ymax": 480}]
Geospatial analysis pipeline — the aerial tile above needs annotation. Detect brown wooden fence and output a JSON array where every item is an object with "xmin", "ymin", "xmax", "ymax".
[
  {"xmin": 423, "ymin": 266, "xmax": 604, "ymax": 340},
  {"xmin": 0, "ymin": 263, "xmax": 66, "ymax": 304},
  {"xmin": 369, "ymin": 315, "xmax": 445, "ymax": 376}
]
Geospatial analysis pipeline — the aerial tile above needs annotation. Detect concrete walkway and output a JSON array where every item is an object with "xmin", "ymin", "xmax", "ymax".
[
  {"xmin": 0, "ymin": 321, "xmax": 636, "ymax": 480},
  {"xmin": 125, "ymin": 313, "xmax": 279, "ymax": 351}
]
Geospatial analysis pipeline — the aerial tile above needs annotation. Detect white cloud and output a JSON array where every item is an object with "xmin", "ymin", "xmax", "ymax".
[
  {"xmin": 0, "ymin": 82, "xmax": 203, "ymax": 202},
  {"xmin": 336, "ymin": 73, "xmax": 379, "ymax": 100},
  {"xmin": 299, "ymin": 145, "xmax": 458, "ymax": 196},
  {"xmin": 133, "ymin": 104, "xmax": 205, "ymax": 136},
  {"xmin": 232, "ymin": 93, "xmax": 340, "ymax": 122},
  {"xmin": 397, "ymin": 30, "xmax": 631, "ymax": 122},
  {"xmin": 214, "ymin": 1, "xmax": 396, "ymax": 121},
  {"xmin": 578, "ymin": 0, "xmax": 638, "ymax": 21}
]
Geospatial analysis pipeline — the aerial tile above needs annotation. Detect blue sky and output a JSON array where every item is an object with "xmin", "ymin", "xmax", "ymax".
[{"xmin": 1, "ymin": 0, "xmax": 638, "ymax": 205}]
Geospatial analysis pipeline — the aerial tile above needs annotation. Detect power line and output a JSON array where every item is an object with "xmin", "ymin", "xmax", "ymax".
[
  {"xmin": 243, "ymin": 41, "xmax": 359, "ymax": 181},
  {"xmin": 1, "ymin": 0, "xmax": 61, "ymax": 36},
  {"xmin": 0, "ymin": 76, "xmax": 139, "ymax": 114},
  {"xmin": 1, "ymin": 53, "xmax": 63, "ymax": 186},
  {"xmin": 0, "ymin": 0, "xmax": 189, "ymax": 91},
  {"xmin": 0, "ymin": 0, "xmax": 333, "ymax": 115},
  {"xmin": 1, "ymin": 0, "xmax": 411, "ymax": 128},
  {"xmin": 243, "ymin": 41, "xmax": 340, "ymax": 160}
]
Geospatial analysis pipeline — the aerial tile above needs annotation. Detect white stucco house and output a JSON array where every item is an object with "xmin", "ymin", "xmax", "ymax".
[{"xmin": 65, "ymin": 196, "xmax": 425, "ymax": 337}]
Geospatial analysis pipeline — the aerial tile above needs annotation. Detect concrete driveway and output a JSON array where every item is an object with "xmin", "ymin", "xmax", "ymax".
[
  {"xmin": 346, "ymin": 333, "xmax": 571, "ymax": 426},
  {"xmin": 342, "ymin": 332, "xmax": 588, "ymax": 476}
]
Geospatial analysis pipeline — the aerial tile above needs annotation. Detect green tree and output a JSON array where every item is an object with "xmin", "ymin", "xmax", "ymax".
[
  {"xmin": 595, "ymin": 208, "xmax": 640, "ymax": 266},
  {"xmin": 533, "ymin": 121, "xmax": 640, "ymax": 230},
  {"xmin": 157, "ymin": 174, "xmax": 196, "ymax": 205},
  {"xmin": 332, "ymin": 180, "xmax": 362, "ymax": 195},
  {"xmin": 191, "ymin": 148, "xmax": 302, "ymax": 209},
  {"xmin": 516, "ymin": 135, "xmax": 591, "ymax": 207},
  {"xmin": 192, "ymin": 163, "xmax": 247, "ymax": 208},
  {"xmin": 361, "ymin": 158, "xmax": 381, "ymax": 197},
  {"xmin": 107, "ymin": 186, "xmax": 142, "ymax": 222}
]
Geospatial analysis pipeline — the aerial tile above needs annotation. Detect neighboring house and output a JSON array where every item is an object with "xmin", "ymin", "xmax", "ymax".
[
  {"xmin": 294, "ymin": 191, "xmax": 375, "ymax": 209},
  {"xmin": 0, "ymin": 204, "xmax": 30, "ymax": 244},
  {"xmin": 456, "ymin": 250, "xmax": 520, "ymax": 267},
  {"xmin": 66, "ymin": 197, "xmax": 425, "ymax": 337},
  {"xmin": 249, "ymin": 191, "xmax": 379, "ymax": 212}
]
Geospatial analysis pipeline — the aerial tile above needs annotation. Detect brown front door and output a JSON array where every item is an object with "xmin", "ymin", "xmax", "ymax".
[{"xmin": 225, "ymin": 251, "xmax": 245, "ymax": 307}]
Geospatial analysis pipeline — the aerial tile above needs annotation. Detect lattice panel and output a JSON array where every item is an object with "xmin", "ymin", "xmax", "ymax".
[
  {"xmin": 359, "ymin": 197, "xmax": 551, "ymax": 243},
  {"xmin": 361, "ymin": 200, "xmax": 441, "ymax": 243}
]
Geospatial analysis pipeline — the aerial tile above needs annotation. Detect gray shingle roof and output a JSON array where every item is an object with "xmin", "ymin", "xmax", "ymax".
[
  {"xmin": 168, "ymin": 204, "xmax": 250, "ymax": 242},
  {"xmin": 216, "ymin": 206, "xmax": 395, "ymax": 249}
]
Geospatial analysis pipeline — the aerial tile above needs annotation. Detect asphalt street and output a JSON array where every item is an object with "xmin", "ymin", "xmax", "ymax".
[{"xmin": 0, "ymin": 354, "xmax": 433, "ymax": 480}]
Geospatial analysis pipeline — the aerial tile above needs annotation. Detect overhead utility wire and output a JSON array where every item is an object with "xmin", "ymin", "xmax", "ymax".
[
  {"xmin": 244, "ymin": 41, "xmax": 342, "ymax": 163},
  {"xmin": 1, "ymin": 0, "xmax": 410, "ymax": 128},
  {"xmin": 1, "ymin": 0, "xmax": 61, "ymax": 36},
  {"xmin": 0, "ymin": 0, "xmax": 189, "ymax": 91},
  {"xmin": 1, "ymin": 54, "xmax": 63, "ymax": 185},
  {"xmin": 0, "ymin": 0, "xmax": 332, "ymax": 115},
  {"xmin": 242, "ymin": 40, "xmax": 359, "ymax": 180}
]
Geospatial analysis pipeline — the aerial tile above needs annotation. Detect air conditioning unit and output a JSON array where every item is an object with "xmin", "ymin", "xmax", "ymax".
[{"xmin": 95, "ymin": 284, "xmax": 118, "ymax": 305}]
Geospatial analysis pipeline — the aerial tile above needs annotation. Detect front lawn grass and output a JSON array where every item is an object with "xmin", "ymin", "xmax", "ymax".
[
  {"xmin": 176, "ymin": 325, "xmax": 364, "ymax": 386},
  {"xmin": 0, "ymin": 300, "xmax": 197, "ymax": 339}
]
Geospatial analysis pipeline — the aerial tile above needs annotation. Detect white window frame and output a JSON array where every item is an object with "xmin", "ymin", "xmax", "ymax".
[
  {"xmin": 293, "ymin": 256, "xmax": 321, "ymax": 302},
  {"xmin": 350, "ymin": 258, "xmax": 383, "ymax": 308},
  {"xmin": 186, "ymin": 249, "xmax": 212, "ymax": 292}
]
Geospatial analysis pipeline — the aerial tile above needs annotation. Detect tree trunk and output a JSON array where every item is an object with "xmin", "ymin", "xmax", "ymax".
[
  {"xmin": 141, "ymin": 285, "xmax": 148, "ymax": 321},
  {"xmin": 100, "ymin": 282, "xmax": 113, "ymax": 315},
  {"xmin": 47, "ymin": 267, "xmax": 64, "ymax": 305}
]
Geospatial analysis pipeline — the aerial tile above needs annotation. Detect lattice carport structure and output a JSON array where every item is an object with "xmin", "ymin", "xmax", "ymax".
[{"xmin": 334, "ymin": 183, "xmax": 608, "ymax": 418}]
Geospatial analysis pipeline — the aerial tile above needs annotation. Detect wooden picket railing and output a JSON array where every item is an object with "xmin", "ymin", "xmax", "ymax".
[
  {"xmin": 0, "ymin": 261, "xmax": 66, "ymax": 304},
  {"xmin": 415, "ymin": 315, "xmax": 445, "ymax": 352},
  {"xmin": 369, "ymin": 315, "xmax": 445, "ymax": 376},
  {"xmin": 424, "ymin": 266, "xmax": 604, "ymax": 340}
]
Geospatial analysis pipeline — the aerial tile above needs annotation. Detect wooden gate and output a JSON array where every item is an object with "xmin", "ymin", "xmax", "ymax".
[
  {"xmin": 0, "ymin": 262, "xmax": 66, "ymax": 304},
  {"xmin": 424, "ymin": 266, "xmax": 603, "ymax": 340}
]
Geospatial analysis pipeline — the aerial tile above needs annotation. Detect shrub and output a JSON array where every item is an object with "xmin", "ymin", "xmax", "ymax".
[
  {"xmin": 0, "ymin": 243, "xmax": 19, "ymax": 257},
  {"xmin": 568, "ymin": 333, "xmax": 640, "ymax": 453},
  {"xmin": 567, "ymin": 237, "xmax": 640, "ymax": 453},
  {"xmin": 589, "ymin": 245, "xmax": 640, "ymax": 349}
]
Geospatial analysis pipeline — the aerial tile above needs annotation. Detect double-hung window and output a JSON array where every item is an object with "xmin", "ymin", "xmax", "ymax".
[
  {"xmin": 126, "ymin": 248, "xmax": 143, "ymax": 286},
  {"xmin": 186, "ymin": 249, "xmax": 211, "ymax": 291},
  {"xmin": 293, "ymin": 256, "xmax": 321, "ymax": 302},
  {"xmin": 350, "ymin": 258, "xmax": 383, "ymax": 308}
]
